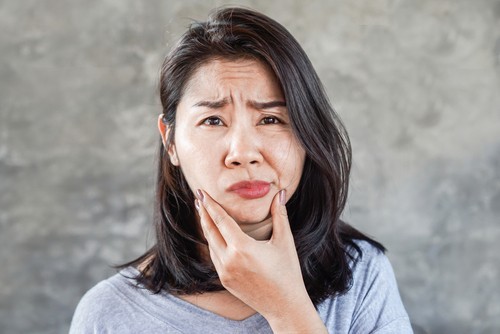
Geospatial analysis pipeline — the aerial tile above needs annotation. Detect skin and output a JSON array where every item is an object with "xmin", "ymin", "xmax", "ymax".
[{"xmin": 158, "ymin": 59, "xmax": 327, "ymax": 333}]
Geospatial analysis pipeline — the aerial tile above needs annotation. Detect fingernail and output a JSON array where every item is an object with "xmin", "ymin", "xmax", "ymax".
[
  {"xmin": 196, "ymin": 189, "xmax": 204, "ymax": 202},
  {"xmin": 279, "ymin": 189, "xmax": 286, "ymax": 205},
  {"xmin": 194, "ymin": 199, "xmax": 200, "ymax": 211}
]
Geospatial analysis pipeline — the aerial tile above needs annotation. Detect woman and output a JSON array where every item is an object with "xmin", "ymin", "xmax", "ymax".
[{"xmin": 71, "ymin": 7, "xmax": 412, "ymax": 333}]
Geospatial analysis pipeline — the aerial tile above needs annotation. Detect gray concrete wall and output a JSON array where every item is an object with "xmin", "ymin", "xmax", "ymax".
[{"xmin": 1, "ymin": 1, "xmax": 499, "ymax": 333}]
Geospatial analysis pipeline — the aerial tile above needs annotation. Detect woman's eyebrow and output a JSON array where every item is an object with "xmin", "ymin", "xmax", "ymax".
[
  {"xmin": 250, "ymin": 100, "xmax": 286, "ymax": 109},
  {"xmin": 193, "ymin": 98, "xmax": 230, "ymax": 109},
  {"xmin": 192, "ymin": 99, "xmax": 286, "ymax": 109}
]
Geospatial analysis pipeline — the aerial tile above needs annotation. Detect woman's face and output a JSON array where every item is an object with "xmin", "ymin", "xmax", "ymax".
[{"xmin": 160, "ymin": 58, "xmax": 305, "ymax": 239}]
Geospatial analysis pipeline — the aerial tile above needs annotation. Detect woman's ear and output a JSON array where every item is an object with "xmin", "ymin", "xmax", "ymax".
[{"xmin": 157, "ymin": 114, "xmax": 179, "ymax": 166}]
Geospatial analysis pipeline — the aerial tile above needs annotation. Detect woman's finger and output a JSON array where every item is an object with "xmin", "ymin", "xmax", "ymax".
[
  {"xmin": 269, "ymin": 189, "xmax": 293, "ymax": 243},
  {"xmin": 196, "ymin": 199, "xmax": 226, "ymax": 255},
  {"xmin": 196, "ymin": 189, "xmax": 248, "ymax": 246}
]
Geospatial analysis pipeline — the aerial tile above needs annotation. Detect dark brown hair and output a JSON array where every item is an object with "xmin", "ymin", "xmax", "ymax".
[{"xmin": 121, "ymin": 6, "xmax": 384, "ymax": 306}]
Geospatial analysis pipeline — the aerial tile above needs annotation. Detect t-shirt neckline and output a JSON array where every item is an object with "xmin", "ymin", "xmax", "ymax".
[{"xmin": 118, "ymin": 266, "xmax": 268, "ymax": 330}]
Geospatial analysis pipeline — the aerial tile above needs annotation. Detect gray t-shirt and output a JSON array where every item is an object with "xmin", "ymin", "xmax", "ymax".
[{"xmin": 70, "ymin": 240, "xmax": 412, "ymax": 333}]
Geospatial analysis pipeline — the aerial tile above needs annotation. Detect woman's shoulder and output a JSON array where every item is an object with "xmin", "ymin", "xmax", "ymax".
[
  {"xmin": 318, "ymin": 239, "xmax": 413, "ymax": 333},
  {"xmin": 348, "ymin": 238, "xmax": 387, "ymax": 268},
  {"xmin": 78, "ymin": 267, "xmax": 138, "ymax": 303},
  {"xmin": 75, "ymin": 273, "xmax": 118, "ymax": 305},
  {"xmin": 69, "ymin": 267, "xmax": 171, "ymax": 333},
  {"xmin": 345, "ymin": 239, "xmax": 402, "ymax": 297}
]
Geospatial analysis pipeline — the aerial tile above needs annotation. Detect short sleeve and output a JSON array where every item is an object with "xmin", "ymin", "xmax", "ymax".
[
  {"xmin": 69, "ymin": 281, "xmax": 109, "ymax": 334},
  {"xmin": 348, "ymin": 242, "xmax": 413, "ymax": 333}
]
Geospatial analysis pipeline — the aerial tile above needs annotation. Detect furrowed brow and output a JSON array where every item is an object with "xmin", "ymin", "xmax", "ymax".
[
  {"xmin": 250, "ymin": 100, "xmax": 287, "ymax": 109},
  {"xmin": 193, "ymin": 98, "xmax": 230, "ymax": 109}
]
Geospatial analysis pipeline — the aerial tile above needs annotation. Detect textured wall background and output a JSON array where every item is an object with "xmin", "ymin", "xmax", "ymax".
[{"xmin": 1, "ymin": 0, "xmax": 499, "ymax": 333}]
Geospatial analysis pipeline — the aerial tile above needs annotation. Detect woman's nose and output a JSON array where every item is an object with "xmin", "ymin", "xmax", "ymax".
[{"xmin": 224, "ymin": 128, "xmax": 263, "ymax": 168}]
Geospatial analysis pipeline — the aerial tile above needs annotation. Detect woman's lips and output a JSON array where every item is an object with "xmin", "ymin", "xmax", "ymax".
[{"xmin": 227, "ymin": 181, "xmax": 271, "ymax": 199}]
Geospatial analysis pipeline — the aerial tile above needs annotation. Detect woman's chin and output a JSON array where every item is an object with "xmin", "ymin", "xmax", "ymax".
[{"xmin": 223, "ymin": 199, "xmax": 272, "ymax": 222}]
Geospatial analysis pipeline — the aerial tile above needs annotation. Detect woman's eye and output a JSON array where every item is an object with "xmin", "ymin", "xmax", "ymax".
[
  {"xmin": 260, "ymin": 116, "xmax": 281, "ymax": 125},
  {"xmin": 202, "ymin": 117, "xmax": 224, "ymax": 126}
]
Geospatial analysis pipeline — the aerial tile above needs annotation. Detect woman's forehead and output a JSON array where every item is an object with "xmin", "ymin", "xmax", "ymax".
[{"xmin": 181, "ymin": 58, "xmax": 284, "ymax": 102}]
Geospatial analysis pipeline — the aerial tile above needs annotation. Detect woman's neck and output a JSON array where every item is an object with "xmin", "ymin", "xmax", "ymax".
[
  {"xmin": 176, "ymin": 290, "xmax": 257, "ymax": 321},
  {"xmin": 238, "ymin": 216, "xmax": 273, "ymax": 240}
]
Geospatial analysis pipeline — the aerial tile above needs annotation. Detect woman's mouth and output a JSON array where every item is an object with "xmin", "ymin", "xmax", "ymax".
[{"xmin": 227, "ymin": 180, "xmax": 271, "ymax": 199}]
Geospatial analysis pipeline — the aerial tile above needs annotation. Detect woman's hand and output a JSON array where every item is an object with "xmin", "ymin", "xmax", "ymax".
[{"xmin": 195, "ymin": 189, "xmax": 327, "ymax": 333}]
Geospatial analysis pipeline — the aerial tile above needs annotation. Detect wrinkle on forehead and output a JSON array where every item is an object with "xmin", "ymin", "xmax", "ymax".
[
  {"xmin": 182, "ymin": 58, "xmax": 283, "ymax": 103},
  {"xmin": 215, "ymin": 61, "xmax": 258, "ymax": 79}
]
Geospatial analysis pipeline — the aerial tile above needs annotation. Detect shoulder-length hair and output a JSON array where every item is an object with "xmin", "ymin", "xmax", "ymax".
[{"xmin": 122, "ymin": 6, "xmax": 384, "ymax": 306}]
